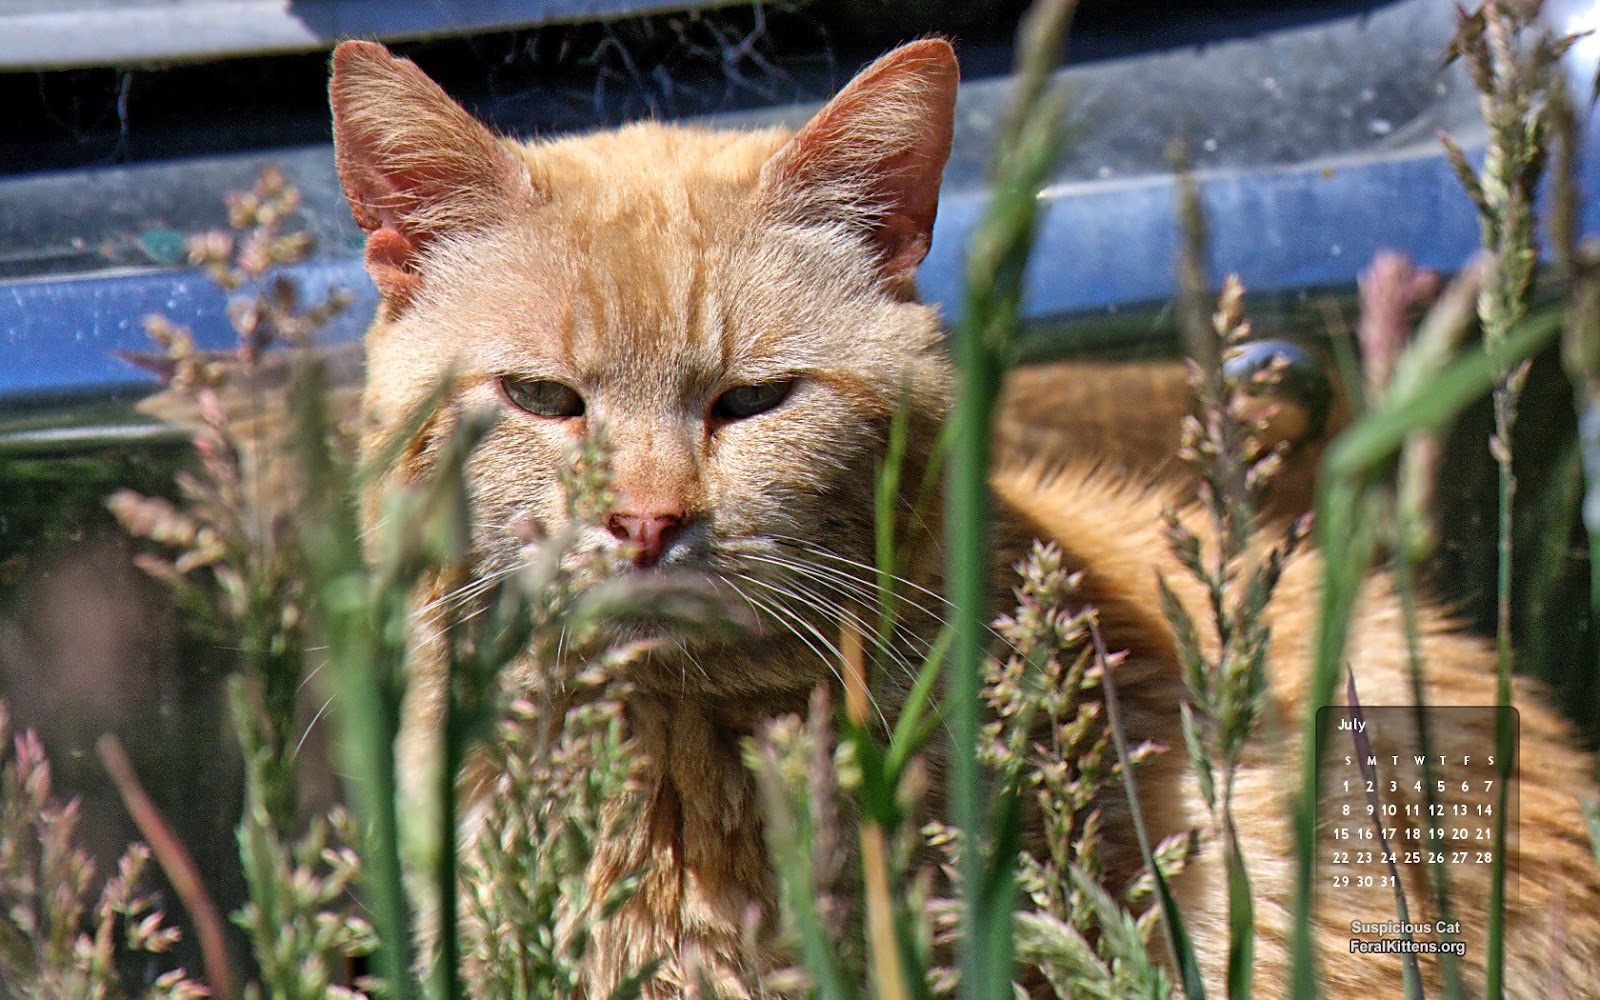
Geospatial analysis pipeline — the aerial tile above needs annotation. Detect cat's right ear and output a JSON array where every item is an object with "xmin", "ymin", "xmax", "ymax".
[
  {"xmin": 760, "ymin": 39, "xmax": 958, "ymax": 298},
  {"xmin": 330, "ymin": 41, "xmax": 538, "ymax": 309}
]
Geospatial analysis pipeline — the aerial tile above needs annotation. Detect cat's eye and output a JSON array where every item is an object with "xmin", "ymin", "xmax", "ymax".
[
  {"xmin": 500, "ymin": 376, "xmax": 585, "ymax": 419},
  {"xmin": 712, "ymin": 379, "xmax": 796, "ymax": 422}
]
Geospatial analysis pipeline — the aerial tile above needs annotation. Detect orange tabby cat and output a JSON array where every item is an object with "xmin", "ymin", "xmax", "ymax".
[{"xmin": 329, "ymin": 38, "xmax": 1600, "ymax": 998}]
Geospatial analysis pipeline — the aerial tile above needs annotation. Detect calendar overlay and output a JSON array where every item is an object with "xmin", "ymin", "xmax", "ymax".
[{"xmin": 1316, "ymin": 705, "xmax": 1519, "ymax": 960}]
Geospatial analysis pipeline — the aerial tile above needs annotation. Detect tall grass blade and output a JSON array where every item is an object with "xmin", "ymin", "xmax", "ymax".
[
  {"xmin": 1224, "ymin": 822, "xmax": 1252, "ymax": 1000},
  {"xmin": 291, "ymin": 352, "xmax": 417, "ymax": 996},
  {"xmin": 1583, "ymin": 799, "xmax": 1600, "ymax": 871},
  {"xmin": 1443, "ymin": 9, "xmax": 1573, "ymax": 986},
  {"xmin": 886, "ymin": 627, "xmax": 953, "ymax": 784},
  {"xmin": 877, "ymin": 392, "xmax": 914, "ymax": 654},
  {"xmin": 1291, "ymin": 476, "xmax": 1378, "ymax": 999},
  {"xmin": 1344, "ymin": 674, "xmax": 1424, "ymax": 999},
  {"xmin": 1326, "ymin": 309, "xmax": 1561, "ymax": 479},
  {"xmin": 948, "ymin": 5, "xmax": 1075, "ymax": 1000},
  {"xmin": 1090, "ymin": 619, "xmax": 1206, "ymax": 999},
  {"xmin": 1389, "ymin": 546, "xmax": 1465, "ymax": 1000},
  {"xmin": 749, "ymin": 737, "xmax": 858, "ymax": 1000},
  {"xmin": 841, "ymin": 622, "xmax": 915, "ymax": 1000},
  {"xmin": 99, "ymin": 735, "xmax": 239, "ymax": 1000}
]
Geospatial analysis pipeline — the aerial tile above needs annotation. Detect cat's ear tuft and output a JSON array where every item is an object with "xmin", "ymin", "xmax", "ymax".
[
  {"xmin": 329, "ymin": 40, "xmax": 537, "ymax": 306},
  {"xmin": 760, "ymin": 39, "xmax": 958, "ymax": 295}
]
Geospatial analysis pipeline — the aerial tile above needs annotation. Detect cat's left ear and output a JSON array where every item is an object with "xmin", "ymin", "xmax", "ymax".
[
  {"xmin": 760, "ymin": 39, "xmax": 958, "ymax": 296},
  {"xmin": 329, "ymin": 40, "xmax": 538, "ymax": 309}
]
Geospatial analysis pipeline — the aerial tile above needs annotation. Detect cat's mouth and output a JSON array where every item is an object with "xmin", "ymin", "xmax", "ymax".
[{"xmin": 580, "ymin": 568, "xmax": 760, "ymax": 647}]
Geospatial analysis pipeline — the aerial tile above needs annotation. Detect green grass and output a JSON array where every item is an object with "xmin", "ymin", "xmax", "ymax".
[{"xmin": 945, "ymin": 4, "xmax": 1076, "ymax": 1000}]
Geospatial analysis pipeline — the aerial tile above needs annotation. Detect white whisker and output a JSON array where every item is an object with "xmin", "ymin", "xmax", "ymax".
[
  {"xmin": 297, "ymin": 657, "xmax": 328, "ymax": 694},
  {"xmin": 411, "ymin": 561, "xmax": 523, "ymax": 621},
  {"xmin": 671, "ymin": 639, "xmax": 713, "ymax": 692},
  {"xmin": 765, "ymin": 535, "xmax": 1012, "ymax": 647},
  {"xmin": 715, "ymin": 573, "xmax": 851, "ymax": 693},
  {"xmin": 768, "ymin": 534, "xmax": 955, "ymax": 609},
  {"xmin": 742, "ymin": 566, "xmax": 926, "ymax": 682},
  {"xmin": 733, "ymin": 574, "xmax": 892, "ymax": 731},
  {"xmin": 294, "ymin": 694, "xmax": 335, "ymax": 760},
  {"xmin": 741, "ymin": 551, "xmax": 940, "ymax": 655}
]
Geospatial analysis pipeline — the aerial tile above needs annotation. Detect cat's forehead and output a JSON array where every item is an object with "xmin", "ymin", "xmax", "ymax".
[
  {"xmin": 421, "ymin": 204, "xmax": 834, "ymax": 375},
  {"xmin": 519, "ymin": 121, "xmax": 790, "ymax": 206},
  {"xmin": 550, "ymin": 218, "xmax": 827, "ymax": 381},
  {"xmin": 481, "ymin": 133, "xmax": 870, "ymax": 368},
  {"xmin": 405, "ymin": 121, "xmax": 913, "ymax": 391}
]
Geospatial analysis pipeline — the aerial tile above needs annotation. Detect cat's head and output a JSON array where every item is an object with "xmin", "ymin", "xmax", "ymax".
[{"xmin": 331, "ymin": 39, "xmax": 958, "ymax": 693}]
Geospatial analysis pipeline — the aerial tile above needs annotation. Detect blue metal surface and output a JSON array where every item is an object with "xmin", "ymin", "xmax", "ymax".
[
  {"xmin": 931, "ymin": 142, "xmax": 1566, "ymax": 329},
  {"xmin": 1, "ymin": 262, "xmax": 373, "ymax": 402}
]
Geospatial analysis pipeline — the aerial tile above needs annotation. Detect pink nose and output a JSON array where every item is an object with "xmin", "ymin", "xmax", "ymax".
[{"xmin": 606, "ymin": 512, "xmax": 686, "ymax": 567}]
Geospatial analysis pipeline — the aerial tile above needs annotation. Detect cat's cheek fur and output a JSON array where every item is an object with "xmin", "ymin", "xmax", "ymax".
[
  {"xmin": 465, "ymin": 425, "xmax": 574, "ymax": 542},
  {"xmin": 709, "ymin": 407, "xmax": 876, "ymax": 532}
]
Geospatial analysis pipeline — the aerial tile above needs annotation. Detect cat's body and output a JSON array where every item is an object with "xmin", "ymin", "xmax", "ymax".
[{"xmin": 329, "ymin": 39, "xmax": 1600, "ymax": 999}]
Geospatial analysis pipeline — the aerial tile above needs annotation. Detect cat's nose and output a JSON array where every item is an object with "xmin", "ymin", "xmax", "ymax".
[{"xmin": 606, "ymin": 512, "xmax": 687, "ymax": 568}]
